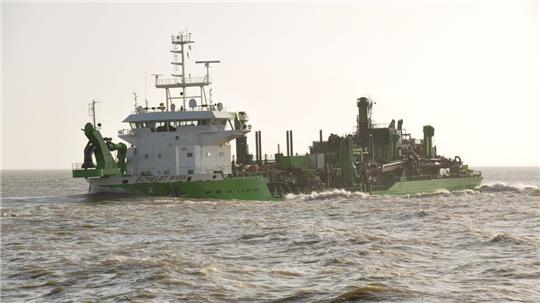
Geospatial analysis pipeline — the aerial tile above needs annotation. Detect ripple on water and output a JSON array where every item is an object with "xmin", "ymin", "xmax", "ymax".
[{"xmin": 327, "ymin": 283, "xmax": 417, "ymax": 302}]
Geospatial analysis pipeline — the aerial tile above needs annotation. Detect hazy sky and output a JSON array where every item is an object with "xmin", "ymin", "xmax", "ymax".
[{"xmin": 2, "ymin": 1, "xmax": 539, "ymax": 169}]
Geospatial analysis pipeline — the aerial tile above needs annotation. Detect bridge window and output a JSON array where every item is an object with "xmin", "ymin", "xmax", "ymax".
[
  {"xmin": 179, "ymin": 120, "xmax": 198, "ymax": 126},
  {"xmin": 131, "ymin": 119, "xmax": 219, "ymax": 129},
  {"xmin": 155, "ymin": 122, "xmax": 167, "ymax": 132},
  {"xmin": 130, "ymin": 122, "xmax": 145, "ymax": 129}
]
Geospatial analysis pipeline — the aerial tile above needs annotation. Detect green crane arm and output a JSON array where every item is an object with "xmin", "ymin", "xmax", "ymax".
[
  {"xmin": 73, "ymin": 123, "xmax": 126, "ymax": 178},
  {"xmin": 83, "ymin": 123, "xmax": 118, "ymax": 170}
]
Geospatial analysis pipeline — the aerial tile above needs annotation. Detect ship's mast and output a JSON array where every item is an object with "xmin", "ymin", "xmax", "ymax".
[
  {"xmin": 171, "ymin": 32, "xmax": 191, "ymax": 109},
  {"xmin": 153, "ymin": 32, "xmax": 220, "ymax": 111}
]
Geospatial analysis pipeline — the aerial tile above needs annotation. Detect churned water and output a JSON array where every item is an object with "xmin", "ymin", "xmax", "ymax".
[{"xmin": 1, "ymin": 168, "xmax": 539, "ymax": 302}]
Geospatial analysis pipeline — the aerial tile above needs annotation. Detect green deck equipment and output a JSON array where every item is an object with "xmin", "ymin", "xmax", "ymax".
[
  {"xmin": 278, "ymin": 155, "xmax": 311, "ymax": 170},
  {"xmin": 423, "ymin": 125, "xmax": 435, "ymax": 158},
  {"xmin": 72, "ymin": 123, "xmax": 126, "ymax": 178},
  {"xmin": 338, "ymin": 136, "xmax": 358, "ymax": 188}
]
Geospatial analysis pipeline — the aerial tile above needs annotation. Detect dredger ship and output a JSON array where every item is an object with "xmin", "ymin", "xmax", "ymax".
[{"xmin": 72, "ymin": 32, "xmax": 482, "ymax": 200}]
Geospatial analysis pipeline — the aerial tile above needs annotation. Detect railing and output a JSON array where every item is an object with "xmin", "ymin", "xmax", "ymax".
[
  {"xmin": 171, "ymin": 33, "xmax": 191, "ymax": 43},
  {"xmin": 156, "ymin": 76, "xmax": 210, "ymax": 86},
  {"xmin": 118, "ymin": 129, "xmax": 133, "ymax": 136}
]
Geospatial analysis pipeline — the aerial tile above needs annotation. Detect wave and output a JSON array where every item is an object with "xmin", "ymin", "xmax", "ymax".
[
  {"xmin": 403, "ymin": 188, "xmax": 452, "ymax": 198},
  {"xmin": 328, "ymin": 283, "xmax": 414, "ymax": 302},
  {"xmin": 284, "ymin": 189, "xmax": 370, "ymax": 201},
  {"xmin": 479, "ymin": 182, "xmax": 539, "ymax": 194},
  {"xmin": 0, "ymin": 192, "xmax": 146, "ymax": 205},
  {"xmin": 0, "ymin": 193, "xmax": 90, "ymax": 204},
  {"xmin": 489, "ymin": 233, "xmax": 528, "ymax": 245},
  {"xmin": 103, "ymin": 255, "xmax": 169, "ymax": 269},
  {"xmin": 284, "ymin": 180, "xmax": 540, "ymax": 201}
]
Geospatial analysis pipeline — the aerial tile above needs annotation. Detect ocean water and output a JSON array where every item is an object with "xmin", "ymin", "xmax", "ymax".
[{"xmin": 1, "ymin": 167, "xmax": 539, "ymax": 302}]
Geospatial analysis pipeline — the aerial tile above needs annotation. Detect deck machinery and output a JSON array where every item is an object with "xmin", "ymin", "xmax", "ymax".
[{"xmin": 235, "ymin": 97, "xmax": 482, "ymax": 197}]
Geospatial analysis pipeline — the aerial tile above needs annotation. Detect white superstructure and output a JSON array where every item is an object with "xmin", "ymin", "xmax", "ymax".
[{"xmin": 117, "ymin": 32, "xmax": 250, "ymax": 178}]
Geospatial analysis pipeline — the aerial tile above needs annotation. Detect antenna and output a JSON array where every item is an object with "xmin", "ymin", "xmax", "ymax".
[
  {"xmin": 195, "ymin": 61, "xmax": 220, "ymax": 106},
  {"xmin": 195, "ymin": 60, "xmax": 220, "ymax": 82},
  {"xmin": 133, "ymin": 92, "xmax": 138, "ymax": 111},
  {"xmin": 144, "ymin": 55, "xmax": 148, "ymax": 102},
  {"xmin": 88, "ymin": 100, "xmax": 99, "ymax": 127}
]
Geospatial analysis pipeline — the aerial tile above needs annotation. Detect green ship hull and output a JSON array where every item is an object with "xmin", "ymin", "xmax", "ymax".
[
  {"xmin": 91, "ymin": 175, "xmax": 482, "ymax": 200},
  {"xmin": 372, "ymin": 176, "xmax": 482, "ymax": 196},
  {"xmin": 96, "ymin": 176, "xmax": 276, "ymax": 201}
]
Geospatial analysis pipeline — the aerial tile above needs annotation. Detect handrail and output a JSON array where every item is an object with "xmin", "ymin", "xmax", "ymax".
[
  {"xmin": 171, "ymin": 33, "xmax": 191, "ymax": 43},
  {"xmin": 156, "ymin": 76, "xmax": 210, "ymax": 86},
  {"xmin": 118, "ymin": 129, "xmax": 133, "ymax": 136}
]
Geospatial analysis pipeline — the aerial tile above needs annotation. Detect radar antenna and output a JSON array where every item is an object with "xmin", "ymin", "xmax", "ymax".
[
  {"xmin": 195, "ymin": 60, "xmax": 220, "ymax": 106},
  {"xmin": 195, "ymin": 60, "xmax": 220, "ymax": 82}
]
